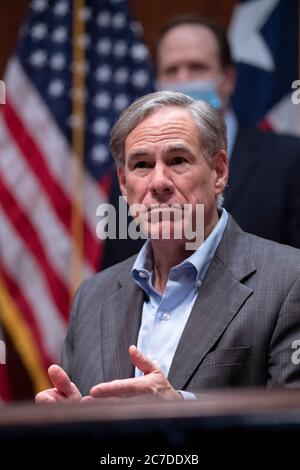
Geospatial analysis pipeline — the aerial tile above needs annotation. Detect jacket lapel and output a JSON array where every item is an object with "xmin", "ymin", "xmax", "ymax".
[
  {"xmin": 100, "ymin": 271, "xmax": 144, "ymax": 382},
  {"xmin": 168, "ymin": 216, "xmax": 256, "ymax": 390},
  {"xmin": 99, "ymin": 217, "xmax": 256, "ymax": 389}
]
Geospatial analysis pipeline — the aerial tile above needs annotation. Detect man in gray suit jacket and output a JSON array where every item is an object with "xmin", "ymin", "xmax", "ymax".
[{"xmin": 36, "ymin": 91, "xmax": 300, "ymax": 403}]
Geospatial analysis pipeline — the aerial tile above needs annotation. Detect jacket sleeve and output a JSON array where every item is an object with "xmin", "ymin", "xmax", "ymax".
[
  {"xmin": 60, "ymin": 284, "xmax": 82, "ymax": 379},
  {"xmin": 267, "ymin": 276, "xmax": 300, "ymax": 387},
  {"xmin": 286, "ymin": 152, "xmax": 300, "ymax": 249}
]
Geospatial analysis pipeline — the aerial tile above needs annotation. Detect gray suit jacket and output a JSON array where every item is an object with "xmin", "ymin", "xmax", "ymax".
[{"xmin": 62, "ymin": 216, "xmax": 300, "ymax": 396}]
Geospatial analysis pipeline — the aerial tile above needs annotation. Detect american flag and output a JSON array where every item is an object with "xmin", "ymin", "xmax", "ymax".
[
  {"xmin": 0, "ymin": 0, "xmax": 154, "ymax": 400},
  {"xmin": 229, "ymin": 0, "xmax": 299, "ymax": 135}
]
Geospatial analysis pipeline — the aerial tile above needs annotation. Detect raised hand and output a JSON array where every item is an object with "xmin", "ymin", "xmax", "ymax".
[
  {"xmin": 35, "ymin": 364, "xmax": 82, "ymax": 403},
  {"xmin": 90, "ymin": 345, "xmax": 182, "ymax": 400}
]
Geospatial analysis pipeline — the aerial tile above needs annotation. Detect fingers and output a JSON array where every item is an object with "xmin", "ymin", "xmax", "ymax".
[
  {"xmin": 48, "ymin": 365, "xmax": 72, "ymax": 394},
  {"xmin": 81, "ymin": 395, "xmax": 95, "ymax": 403},
  {"xmin": 35, "ymin": 365, "xmax": 82, "ymax": 403},
  {"xmin": 90, "ymin": 347, "xmax": 161, "ymax": 399},
  {"xmin": 90, "ymin": 378, "xmax": 139, "ymax": 398},
  {"xmin": 48, "ymin": 364, "xmax": 81, "ymax": 399},
  {"xmin": 128, "ymin": 345, "xmax": 158, "ymax": 375},
  {"xmin": 35, "ymin": 388, "xmax": 67, "ymax": 404}
]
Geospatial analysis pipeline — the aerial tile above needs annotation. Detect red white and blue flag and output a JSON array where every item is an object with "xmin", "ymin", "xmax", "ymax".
[
  {"xmin": 229, "ymin": 0, "xmax": 299, "ymax": 135},
  {"xmin": 0, "ymin": 0, "xmax": 154, "ymax": 399}
]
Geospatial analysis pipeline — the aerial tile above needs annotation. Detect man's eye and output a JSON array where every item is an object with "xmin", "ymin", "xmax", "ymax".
[
  {"xmin": 171, "ymin": 157, "xmax": 186, "ymax": 165},
  {"xmin": 164, "ymin": 66, "xmax": 178, "ymax": 77},
  {"xmin": 134, "ymin": 161, "xmax": 151, "ymax": 169}
]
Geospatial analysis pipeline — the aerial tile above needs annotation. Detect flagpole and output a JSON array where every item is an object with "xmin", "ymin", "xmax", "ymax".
[
  {"xmin": 0, "ymin": 271, "xmax": 50, "ymax": 393},
  {"xmin": 70, "ymin": 0, "xmax": 86, "ymax": 302}
]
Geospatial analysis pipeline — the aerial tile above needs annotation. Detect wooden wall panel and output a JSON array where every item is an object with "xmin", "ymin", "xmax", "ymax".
[{"xmin": 0, "ymin": 0, "xmax": 30, "ymax": 78}]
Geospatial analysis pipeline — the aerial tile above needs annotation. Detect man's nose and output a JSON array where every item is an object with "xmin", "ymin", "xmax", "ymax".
[
  {"xmin": 149, "ymin": 164, "xmax": 174, "ymax": 196},
  {"xmin": 175, "ymin": 66, "xmax": 193, "ymax": 83}
]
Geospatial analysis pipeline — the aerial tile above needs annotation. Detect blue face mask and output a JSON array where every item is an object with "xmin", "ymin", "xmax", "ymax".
[{"xmin": 157, "ymin": 79, "xmax": 222, "ymax": 109}]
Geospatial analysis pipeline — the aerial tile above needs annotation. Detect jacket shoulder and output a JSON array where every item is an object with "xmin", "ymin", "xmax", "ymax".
[
  {"xmin": 246, "ymin": 231, "xmax": 300, "ymax": 272},
  {"xmin": 74, "ymin": 255, "xmax": 137, "ymax": 300},
  {"xmin": 218, "ymin": 215, "xmax": 300, "ymax": 281}
]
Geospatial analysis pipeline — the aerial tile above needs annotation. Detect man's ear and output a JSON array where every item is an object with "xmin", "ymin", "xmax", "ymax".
[
  {"xmin": 212, "ymin": 150, "xmax": 228, "ymax": 195},
  {"xmin": 117, "ymin": 164, "xmax": 127, "ymax": 197}
]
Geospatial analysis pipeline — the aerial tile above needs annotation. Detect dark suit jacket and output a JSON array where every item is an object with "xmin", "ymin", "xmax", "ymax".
[
  {"xmin": 225, "ymin": 127, "xmax": 300, "ymax": 248},
  {"xmin": 62, "ymin": 216, "xmax": 300, "ymax": 396},
  {"xmin": 101, "ymin": 126, "xmax": 300, "ymax": 270}
]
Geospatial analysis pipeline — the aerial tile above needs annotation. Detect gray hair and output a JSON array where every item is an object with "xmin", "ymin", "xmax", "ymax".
[{"xmin": 110, "ymin": 91, "xmax": 227, "ymax": 207}]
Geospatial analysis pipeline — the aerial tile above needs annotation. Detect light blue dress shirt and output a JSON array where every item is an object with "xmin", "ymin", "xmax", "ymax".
[{"xmin": 131, "ymin": 209, "xmax": 229, "ymax": 386}]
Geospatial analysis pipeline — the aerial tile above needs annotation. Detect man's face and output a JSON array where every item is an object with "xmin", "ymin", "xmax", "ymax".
[
  {"xmin": 157, "ymin": 24, "xmax": 235, "ymax": 107},
  {"xmin": 118, "ymin": 106, "xmax": 228, "ymax": 241}
]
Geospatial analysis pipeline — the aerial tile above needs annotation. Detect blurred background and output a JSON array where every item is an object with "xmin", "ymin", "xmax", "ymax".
[
  {"xmin": 0, "ymin": 0, "xmax": 298, "ymax": 402},
  {"xmin": 0, "ymin": 1, "xmax": 237, "ymax": 76}
]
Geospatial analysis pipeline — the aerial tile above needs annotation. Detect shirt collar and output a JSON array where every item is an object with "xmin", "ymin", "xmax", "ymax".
[{"xmin": 131, "ymin": 209, "xmax": 228, "ymax": 292}]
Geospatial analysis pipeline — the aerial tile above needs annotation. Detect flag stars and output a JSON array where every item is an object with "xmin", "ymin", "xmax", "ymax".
[
  {"xmin": 96, "ymin": 38, "xmax": 112, "ymax": 55},
  {"xmin": 53, "ymin": 1, "xmax": 69, "ymax": 16},
  {"xmin": 48, "ymin": 79, "xmax": 65, "ymax": 97},
  {"xmin": 93, "ymin": 92, "xmax": 111, "ymax": 109},
  {"xmin": 52, "ymin": 27, "xmax": 68, "ymax": 43},
  {"xmin": 114, "ymin": 40, "xmax": 127, "ymax": 58},
  {"xmin": 114, "ymin": 94, "xmax": 129, "ymax": 111},
  {"xmin": 50, "ymin": 53, "xmax": 66, "ymax": 70},
  {"xmin": 130, "ymin": 21, "xmax": 143, "ymax": 36},
  {"xmin": 132, "ymin": 70, "xmax": 149, "ymax": 88},
  {"xmin": 30, "ymin": 23, "xmax": 47, "ymax": 40},
  {"xmin": 91, "ymin": 118, "xmax": 110, "ymax": 136},
  {"xmin": 112, "ymin": 13, "xmax": 126, "ymax": 29},
  {"xmin": 90, "ymin": 145, "xmax": 109, "ymax": 163},
  {"xmin": 31, "ymin": 0, "xmax": 47, "ymax": 12},
  {"xmin": 52, "ymin": 26, "xmax": 68, "ymax": 43},
  {"xmin": 114, "ymin": 67, "xmax": 129, "ymax": 84},
  {"xmin": 29, "ymin": 50, "xmax": 47, "ymax": 67},
  {"xmin": 95, "ymin": 65, "xmax": 112, "ymax": 82},
  {"xmin": 131, "ymin": 43, "xmax": 149, "ymax": 61},
  {"xmin": 97, "ymin": 11, "xmax": 111, "ymax": 28},
  {"xmin": 23, "ymin": 0, "xmax": 153, "ymax": 157}
]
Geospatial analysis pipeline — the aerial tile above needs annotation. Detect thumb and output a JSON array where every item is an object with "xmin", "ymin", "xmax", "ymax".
[
  {"xmin": 48, "ymin": 364, "xmax": 80, "ymax": 398},
  {"xmin": 129, "ymin": 345, "xmax": 158, "ymax": 375}
]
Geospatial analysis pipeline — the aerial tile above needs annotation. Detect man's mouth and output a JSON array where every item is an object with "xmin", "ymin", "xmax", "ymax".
[{"xmin": 147, "ymin": 203, "xmax": 183, "ymax": 212}]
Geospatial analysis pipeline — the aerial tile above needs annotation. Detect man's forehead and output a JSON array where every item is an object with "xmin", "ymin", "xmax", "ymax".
[
  {"xmin": 159, "ymin": 24, "xmax": 220, "ymax": 59},
  {"xmin": 125, "ymin": 107, "xmax": 201, "ymax": 152},
  {"xmin": 127, "ymin": 107, "xmax": 196, "ymax": 137}
]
